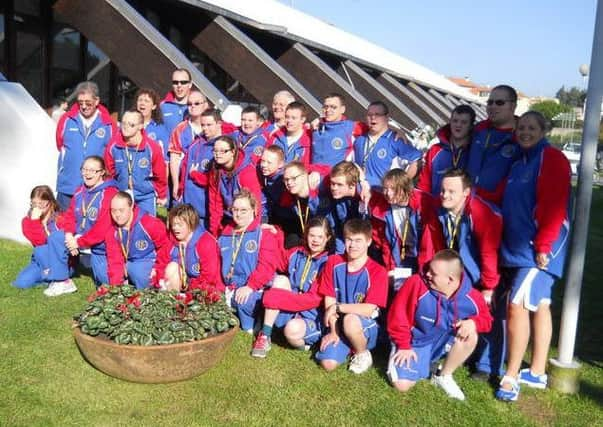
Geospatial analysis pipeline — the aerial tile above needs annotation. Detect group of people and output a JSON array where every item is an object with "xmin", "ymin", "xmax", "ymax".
[{"xmin": 14, "ymin": 70, "xmax": 571, "ymax": 403}]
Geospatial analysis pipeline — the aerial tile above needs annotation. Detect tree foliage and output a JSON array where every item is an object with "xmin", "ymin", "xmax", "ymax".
[
  {"xmin": 530, "ymin": 100, "xmax": 572, "ymax": 122},
  {"xmin": 556, "ymin": 86, "xmax": 587, "ymax": 107}
]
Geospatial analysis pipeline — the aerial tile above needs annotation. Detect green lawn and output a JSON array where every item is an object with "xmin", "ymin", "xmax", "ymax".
[{"xmin": 1, "ymin": 190, "xmax": 602, "ymax": 427}]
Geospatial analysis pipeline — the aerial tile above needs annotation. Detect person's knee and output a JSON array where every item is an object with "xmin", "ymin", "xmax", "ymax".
[
  {"xmin": 342, "ymin": 313, "xmax": 362, "ymax": 333},
  {"xmin": 284, "ymin": 319, "xmax": 306, "ymax": 340},
  {"xmin": 271, "ymin": 275, "xmax": 291, "ymax": 290},
  {"xmin": 320, "ymin": 359, "xmax": 339, "ymax": 372},
  {"xmin": 392, "ymin": 380, "xmax": 416, "ymax": 392}
]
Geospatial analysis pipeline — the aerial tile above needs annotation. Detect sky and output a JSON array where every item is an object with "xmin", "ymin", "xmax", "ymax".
[{"xmin": 277, "ymin": 0, "xmax": 597, "ymax": 98}]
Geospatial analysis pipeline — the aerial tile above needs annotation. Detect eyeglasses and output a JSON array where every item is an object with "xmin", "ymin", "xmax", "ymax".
[
  {"xmin": 187, "ymin": 101, "xmax": 206, "ymax": 106},
  {"xmin": 80, "ymin": 168, "xmax": 102, "ymax": 174},
  {"xmin": 283, "ymin": 174, "xmax": 303, "ymax": 183},
  {"xmin": 231, "ymin": 208, "xmax": 252, "ymax": 214},
  {"xmin": 77, "ymin": 100, "xmax": 95, "ymax": 107},
  {"xmin": 172, "ymin": 80, "xmax": 191, "ymax": 86},
  {"xmin": 213, "ymin": 149, "xmax": 233, "ymax": 155},
  {"xmin": 30, "ymin": 201, "xmax": 49, "ymax": 209},
  {"xmin": 487, "ymin": 99, "xmax": 512, "ymax": 106}
]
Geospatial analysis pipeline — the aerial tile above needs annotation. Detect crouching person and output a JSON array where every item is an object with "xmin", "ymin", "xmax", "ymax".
[
  {"xmin": 387, "ymin": 249, "xmax": 492, "ymax": 400},
  {"xmin": 105, "ymin": 192, "xmax": 171, "ymax": 288},
  {"xmin": 315, "ymin": 219, "xmax": 388, "ymax": 374}
]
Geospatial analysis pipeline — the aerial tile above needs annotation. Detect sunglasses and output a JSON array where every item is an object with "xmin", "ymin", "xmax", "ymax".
[
  {"xmin": 187, "ymin": 101, "xmax": 206, "ymax": 106},
  {"xmin": 172, "ymin": 80, "xmax": 191, "ymax": 86},
  {"xmin": 487, "ymin": 99, "xmax": 512, "ymax": 106}
]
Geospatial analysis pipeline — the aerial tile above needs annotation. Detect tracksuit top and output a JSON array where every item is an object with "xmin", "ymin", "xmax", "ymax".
[
  {"xmin": 169, "ymin": 226, "xmax": 224, "ymax": 291},
  {"xmin": 417, "ymin": 125, "xmax": 471, "ymax": 197},
  {"xmin": 230, "ymin": 128, "xmax": 269, "ymax": 164},
  {"xmin": 218, "ymin": 220, "xmax": 280, "ymax": 290},
  {"xmin": 387, "ymin": 273, "xmax": 493, "ymax": 350},
  {"xmin": 104, "ymin": 131, "xmax": 167, "ymax": 201},
  {"xmin": 268, "ymin": 127, "xmax": 312, "ymax": 166},
  {"xmin": 353, "ymin": 130, "xmax": 422, "ymax": 189},
  {"xmin": 105, "ymin": 207, "xmax": 171, "ymax": 285},
  {"xmin": 501, "ymin": 138, "xmax": 571, "ymax": 278},
  {"xmin": 467, "ymin": 120, "xmax": 519, "ymax": 205},
  {"xmin": 56, "ymin": 104, "xmax": 115, "ymax": 195},
  {"xmin": 181, "ymin": 136, "xmax": 217, "ymax": 218},
  {"xmin": 160, "ymin": 92, "xmax": 188, "ymax": 135},
  {"xmin": 169, "ymin": 120, "xmax": 202, "ymax": 157},
  {"xmin": 437, "ymin": 194, "xmax": 502, "ymax": 290},
  {"xmin": 311, "ymin": 119, "xmax": 356, "ymax": 167},
  {"xmin": 261, "ymin": 170, "xmax": 286, "ymax": 221},
  {"xmin": 144, "ymin": 120, "xmax": 170, "ymax": 162},
  {"xmin": 22, "ymin": 215, "xmax": 68, "ymax": 246},
  {"xmin": 325, "ymin": 195, "xmax": 363, "ymax": 254},
  {"xmin": 63, "ymin": 180, "xmax": 119, "ymax": 255}
]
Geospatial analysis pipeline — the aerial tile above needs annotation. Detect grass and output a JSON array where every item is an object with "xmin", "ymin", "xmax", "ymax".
[{"xmin": 1, "ymin": 190, "xmax": 603, "ymax": 426}]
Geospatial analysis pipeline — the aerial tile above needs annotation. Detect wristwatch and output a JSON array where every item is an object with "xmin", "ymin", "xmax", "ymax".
[{"xmin": 335, "ymin": 303, "xmax": 342, "ymax": 315}]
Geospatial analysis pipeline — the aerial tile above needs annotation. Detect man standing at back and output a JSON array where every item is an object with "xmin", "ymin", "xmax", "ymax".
[
  {"xmin": 56, "ymin": 81, "xmax": 116, "ymax": 210},
  {"xmin": 161, "ymin": 69, "xmax": 194, "ymax": 135},
  {"xmin": 466, "ymin": 85, "xmax": 519, "ymax": 205}
]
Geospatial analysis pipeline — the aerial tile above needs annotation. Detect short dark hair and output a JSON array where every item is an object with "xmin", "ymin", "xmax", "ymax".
[
  {"xmin": 168, "ymin": 204, "xmax": 199, "ymax": 233},
  {"xmin": 242, "ymin": 105, "xmax": 262, "ymax": 119},
  {"xmin": 432, "ymin": 249, "xmax": 463, "ymax": 279},
  {"xmin": 264, "ymin": 145, "xmax": 285, "ymax": 161},
  {"xmin": 520, "ymin": 111, "xmax": 548, "ymax": 132},
  {"xmin": 173, "ymin": 68, "xmax": 192, "ymax": 81},
  {"xmin": 442, "ymin": 168, "xmax": 472, "ymax": 189},
  {"xmin": 324, "ymin": 93, "xmax": 346, "ymax": 106},
  {"xmin": 286, "ymin": 101, "xmax": 307, "ymax": 117},
  {"xmin": 134, "ymin": 88, "xmax": 164, "ymax": 124},
  {"xmin": 343, "ymin": 218, "xmax": 372, "ymax": 240},
  {"xmin": 368, "ymin": 101, "xmax": 389, "ymax": 116},
  {"xmin": 451, "ymin": 104, "xmax": 476, "ymax": 124},
  {"xmin": 491, "ymin": 85, "xmax": 518, "ymax": 103},
  {"xmin": 201, "ymin": 108, "xmax": 222, "ymax": 122}
]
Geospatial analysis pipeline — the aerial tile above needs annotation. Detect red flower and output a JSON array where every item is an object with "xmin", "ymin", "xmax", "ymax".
[
  {"xmin": 117, "ymin": 303, "xmax": 128, "ymax": 313},
  {"xmin": 87, "ymin": 285, "xmax": 109, "ymax": 302},
  {"xmin": 175, "ymin": 292, "xmax": 193, "ymax": 305},
  {"xmin": 126, "ymin": 293, "xmax": 141, "ymax": 308}
]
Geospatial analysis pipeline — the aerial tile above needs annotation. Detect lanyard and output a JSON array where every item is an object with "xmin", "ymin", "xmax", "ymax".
[
  {"xmin": 241, "ymin": 134, "xmax": 259, "ymax": 150},
  {"xmin": 296, "ymin": 198, "xmax": 310, "ymax": 233},
  {"xmin": 298, "ymin": 254, "xmax": 313, "ymax": 292},
  {"xmin": 394, "ymin": 216, "xmax": 410, "ymax": 261},
  {"xmin": 362, "ymin": 135, "xmax": 379, "ymax": 167},
  {"xmin": 226, "ymin": 227, "xmax": 248, "ymax": 282},
  {"xmin": 179, "ymin": 242, "xmax": 188, "ymax": 290},
  {"xmin": 80, "ymin": 191, "xmax": 101, "ymax": 229},
  {"xmin": 451, "ymin": 144, "xmax": 465, "ymax": 168},
  {"xmin": 118, "ymin": 227, "xmax": 132, "ymax": 278},
  {"xmin": 446, "ymin": 213, "xmax": 462, "ymax": 249},
  {"xmin": 125, "ymin": 142, "xmax": 141, "ymax": 189}
]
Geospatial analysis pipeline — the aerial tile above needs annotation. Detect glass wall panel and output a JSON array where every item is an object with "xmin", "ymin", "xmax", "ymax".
[{"xmin": 50, "ymin": 25, "xmax": 80, "ymax": 100}]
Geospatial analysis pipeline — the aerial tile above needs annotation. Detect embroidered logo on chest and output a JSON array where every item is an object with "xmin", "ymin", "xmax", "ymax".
[
  {"xmin": 135, "ymin": 240, "xmax": 149, "ymax": 251},
  {"xmin": 95, "ymin": 128, "xmax": 106, "ymax": 138},
  {"xmin": 245, "ymin": 240, "xmax": 258, "ymax": 253},
  {"xmin": 377, "ymin": 148, "xmax": 387, "ymax": 159},
  {"xmin": 138, "ymin": 158, "xmax": 150, "ymax": 168},
  {"xmin": 331, "ymin": 138, "xmax": 344, "ymax": 150}
]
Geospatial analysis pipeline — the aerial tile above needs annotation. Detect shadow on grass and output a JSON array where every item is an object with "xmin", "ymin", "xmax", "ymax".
[{"xmin": 579, "ymin": 380, "xmax": 603, "ymax": 407}]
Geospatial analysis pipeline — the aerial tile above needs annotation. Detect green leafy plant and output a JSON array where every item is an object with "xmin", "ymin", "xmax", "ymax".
[{"xmin": 73, "ymin": 285, "xmax": 238, "ymax": 345}]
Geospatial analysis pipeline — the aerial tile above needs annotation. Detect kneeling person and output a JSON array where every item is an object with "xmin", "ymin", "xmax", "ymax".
[
  {"xmin": 315, "ymin": 219, "xmax": 388, "ymax": 374},
  {"xmin": 387, "ymin": 250, "xmax": 492, "ymax": 400}
]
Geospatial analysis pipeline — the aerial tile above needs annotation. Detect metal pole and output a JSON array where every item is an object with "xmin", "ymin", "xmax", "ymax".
[{"xmin": 555, "ymin": 0, "xmax": 603, "ymax": 366}]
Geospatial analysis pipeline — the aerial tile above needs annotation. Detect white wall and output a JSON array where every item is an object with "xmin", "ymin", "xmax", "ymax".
[{"xmin": 0, "ymin": 82, "xmax": 57, "ymax": 243}]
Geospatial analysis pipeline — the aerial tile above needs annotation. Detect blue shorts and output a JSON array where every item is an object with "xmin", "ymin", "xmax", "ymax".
[
  {"xmin": 509, "ymin": 267, "xmax": 556, "ymax": 312},
  {"xmin": 274, "ymin": 312, "xmax": 323, "ymax": 346},
  {"xmin": 387, "ymin": 337, "xmax": 454, "ymax": 383},
  {"xmin": 315, "ymin": 315, "xmax": 379, "ymax": 364}
]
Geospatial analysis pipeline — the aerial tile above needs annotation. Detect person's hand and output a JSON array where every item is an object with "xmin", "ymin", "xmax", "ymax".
[
  {"xmin": 310, "ymin": 118, "xmax": 321, "ymax": 130},
  {"xmin": 392, "ymin": 349, "xmax": 417, "ymax": 367},
  {"xmin": 235, "ymin": 286, "xmax": 253, "ymax": 305},
  {"xmin": 359, "ymin": 180, "xmax": 371, "ymax": 204},
  {"xmin": 308, "ymin": 172, "xmax": 320, "ymax": 190},
  {"xmin": 65, "ymin": 233, "xmax": 78, "ymax": 251},
  {"xmin": 324, "ymin": 303, "xmax": 338, "ymax": 326},
  {"xmin": 536, "ymin": 252, "xmax": 549, "ymax": 270},
  {"xmin": 157, "ymin": 198, "xmax": 167, "ymax": 207},
  {"xmin": 455, "ymin": 319, "xmax": 477, "ymax": 341},
  {"xmin": 260, "ymin": 223, "xmax": 278, "ymax": 234},
  {"xmin": 69, "ymin": 248, "xmax": 79, "ymax": 256},
  {"xmin": 172, "ymin": 188, "xmax": 179, "ymax": 200},
  {"xmin": 320, "ymin": 331, "xmax": 340, "ymax": 352},
  {"xmin": 481, "ymin": 289, "xmax": 493, "ymax": 306},
  {"xmin": 30, "ymin": 207, "xmax": 43, "ymax": 220}
]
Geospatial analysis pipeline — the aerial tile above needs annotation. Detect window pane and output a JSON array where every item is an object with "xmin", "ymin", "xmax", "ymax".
[
  {"xmin": 50, "ymin": 25, "xmax": 81, "ymax": 100},
  {"xmin": 16, "ymin": 30, "xmax": 43, "ymax": 102},
  {"xmin": 85, "ymin": 41, "xmax": 111, "ymax": 105}
]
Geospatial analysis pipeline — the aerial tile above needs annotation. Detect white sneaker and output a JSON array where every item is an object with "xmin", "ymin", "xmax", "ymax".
[
  {"xmin": 349, "ymin": 350, "xmax": 373, "ymax": 374},
  {"xmin": 432, "ymin": 374, "xmax": 465, "ymax": 401},
  {"xmin": 44, "ymin": 279, "xmax": 77, "ymax": 297}
]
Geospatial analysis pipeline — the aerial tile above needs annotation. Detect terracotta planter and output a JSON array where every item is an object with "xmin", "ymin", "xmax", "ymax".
[{"xmin": 73, "ymin": 325, "xmax": 238, "ymax": 383}]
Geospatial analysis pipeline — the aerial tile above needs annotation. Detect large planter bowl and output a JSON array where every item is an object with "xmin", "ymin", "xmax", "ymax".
[{"xmin": 73, "ymin": 325, "xmax": 238, "ymax": 383}]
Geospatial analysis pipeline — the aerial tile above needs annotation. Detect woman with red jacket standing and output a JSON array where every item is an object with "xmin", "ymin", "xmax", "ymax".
[{"xmin": 14, "ymin": 185, "xmax": 74, "ymax": 296}]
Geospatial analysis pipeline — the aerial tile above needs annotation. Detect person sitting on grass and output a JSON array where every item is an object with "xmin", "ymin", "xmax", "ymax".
[
  {"xmin": 14, "ymin": 185, "xmax": 74, "ymax": 296},
  {"xmin": 315, "ymin": 218, "xmax": 388, "ymax": 374},
  {"xmin": 251, "ymin": 217, "xmax": 333, "ymax": 358},
  {"xmin": 387, "ymin": 249, "xmax": 492, "ymax": 401}
]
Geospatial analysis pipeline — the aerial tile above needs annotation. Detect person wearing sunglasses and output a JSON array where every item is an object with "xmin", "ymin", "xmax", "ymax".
[
  {"xmin": 14, "ymin": 185, "xmax": 74, "ymax": 296},
  {"xmin": 56, "ymin": 81, "xmax": 116, "ymax": 211},
  {"xmin": 160, "ymin": 68, "xmax": 194, "ymax": 135},
  {"xmin": 207, "ymin": 136, "xmax": 263, "ymax": 236},
  {"xmin": 417, "ymin": 104, "xmax": 476, "ymax": 197},
  {"xmin": 466, "ymin": 85, "xmax": 520, "ymax": 205},
  {"xmin": 62, "ymin": 156, "xmax": 119, "ymax": 286},
  {"xmin": 104, "ymin": 110, "xmax": 167, "ymax": 216},
  {"xmin": 229, "ymin": 106, "xmax": 269, "ymax": 165}
]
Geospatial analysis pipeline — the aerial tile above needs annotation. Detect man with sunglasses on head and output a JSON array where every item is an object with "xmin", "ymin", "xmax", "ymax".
[
  {"xmin": 56, "ymin": 81, "xmax": 117, "ymax": 210},
  {"xmin": 161, "ymin": 69, "xmax": 195, "ymax": 136},
  {"xmin": 466, "ymin": 85, "xmax": 520, "ymax": 206}
]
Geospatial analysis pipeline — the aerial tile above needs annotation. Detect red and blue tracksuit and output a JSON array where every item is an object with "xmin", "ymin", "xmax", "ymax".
[
  {"xmin": 230, "ymin": 127, "xmax": 269, "ymax": 165},
  {"xmin": 387, "ymin": 272, "xmax": 492, "ymax": 382},
  {"xmin": 218, "ymin": 219, "xmax": 281, "ymax": 330},
  {"xmin": 104, "ymin": 131, "xmax": 167, "ymax": 215},
  {"xmin": 13, "ymin": 215, "xmax": 71, "ymax": 288},
  {"xmin": 323, "ymin": 193, "xmax": 363, "ymax": 254},
  {"xmin": 353, "ymin": 130, "xmax": 422, "ymax": 189},
  {"xmin": 262, "ymin": 247, "xmax": 330, "ymax": 345},
  {"xmin": 268, "ymin": 127, "xmax": 312, "ymax": 166},
  {"xmin": 466, "ymin": 120, "xmax": 520, "ymax": 205},
  {"xmin": 315, "ymin": 255, "xmax": 389, "ymax": 363},
  {"xmin": 144, "ymin": 120, "xmax": 170, "ymax": 162},
  {"xmin": 169, "ymin": 225, "xmax": 224, "ymax": 292},
  {"xmin": 371, "ymin": 190, "xmax": 444, "ymax": 283},
  {"xmin": 180, "ymin": 136, "xmax": 219, "ymax": 222},
  {"xmin": 160, "ymin": 92, "xmax": 188, "ymax": 135},
  {"xmin": 55, "ymin": 103, "xmax": 116, "ymax": 207},
  {"xmin": 261, "ymin": 120, "xmax": 281, "ymax": 137},
  {"xmin": 417, "ymin": 125, "xmax": 471, "ymax": 197},
  {"xmin": 260, "ymin": 169, "xmax": 287, "ymax": 224},
  {"xmin": 62, "ymin": 180, "xmax": 119, "ymax": 285},
  {"xmin": 169, "ymin": 119, "xmax": 203, "ymax": 158},
  {"xmin": 500, "ymin": 138, "xmax": 571, "ymax": 278},
  {"xmin": 208, "ymin": 151, "xmax": 263, "ymax": 236},
  {"xmin": 105, "ymin": 207, "xmax": 171, "ymax": 289},
  {"xmin": 311, "ymin": 119, "xmax": 363, "ymax": 167}
]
